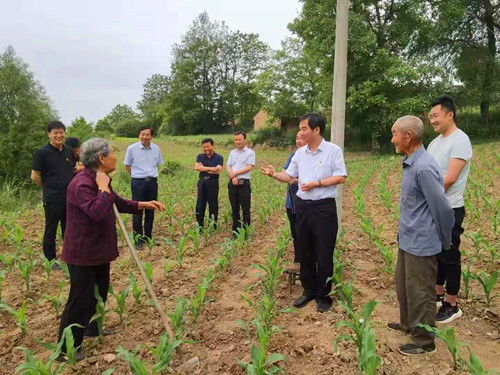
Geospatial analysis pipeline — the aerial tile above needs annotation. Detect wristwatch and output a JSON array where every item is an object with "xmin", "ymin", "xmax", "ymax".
[{"xmin": 317, "ymin": 179, "xmax": 322, "ymax": 186}]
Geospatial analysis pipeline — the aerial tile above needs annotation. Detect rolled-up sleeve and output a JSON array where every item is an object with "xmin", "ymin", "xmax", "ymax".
[
  {"xmin": 418, "ymin": 170, "xmax": 454, "ymax": 248},
  {"xmin": 124, "ymin": 146, "xmax": 133, "ymax": 166},
  {"xmin": 286, "ymin": 153, "xmax": 299, "ymax": 178}
]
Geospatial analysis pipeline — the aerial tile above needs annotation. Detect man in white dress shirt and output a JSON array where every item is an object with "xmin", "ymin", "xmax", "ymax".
[
  {"xmin": 262, "ymin": 113, "xmax": 347, "ymax": 312},
  {"xmin": 227, "ymin": 131, "xmax": 256, "ymax": 236}
]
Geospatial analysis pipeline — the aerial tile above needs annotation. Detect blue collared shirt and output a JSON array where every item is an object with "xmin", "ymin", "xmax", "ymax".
[
  {"xmin": 398, "ymin": 146, "xmax": 454, "ymax": 257},
  {"xmin": 286, "ymin": 138, "xmax": 347, "ymax": 200},
  {"xmin": 283, "ymin": 151, "xmax": 298, "ymax": 210},
  {"xmin": 123, "ymin": 141, "xmax": 163, "ymax": 178},
  {"xmin": 227, "ymin": 146, "xmax": 256, "ymax": 179}
]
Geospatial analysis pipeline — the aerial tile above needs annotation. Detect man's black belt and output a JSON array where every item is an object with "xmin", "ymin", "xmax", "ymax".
[
  {"xmin": 133, "ymin": 177, "xmax": 157, "ymax": 181},
  {"xmin": 200, "ymin": 176, "xmax": 219, "ymax": 181},
  {"xmin": 296, "ymin": 197, "xmax": 335, "ymax": 206}
]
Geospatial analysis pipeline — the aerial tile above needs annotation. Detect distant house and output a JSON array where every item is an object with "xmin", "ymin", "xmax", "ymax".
[{"xmin": 253, "ymin": 109, "xmax": 298, "ymax": 133}]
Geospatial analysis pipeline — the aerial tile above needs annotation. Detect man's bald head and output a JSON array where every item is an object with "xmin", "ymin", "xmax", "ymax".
[{"xmin": 393, "ymin": 115, "xmax": 424, "ymax": 144}]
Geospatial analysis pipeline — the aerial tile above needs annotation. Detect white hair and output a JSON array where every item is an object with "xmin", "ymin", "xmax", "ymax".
[
  {"xmin": 80, "ymin": 138, "xmax": 111, "ymax": 169},
  {"xmin": 394, "ymin": 115, "xmax": 424, "ymax": 143}
]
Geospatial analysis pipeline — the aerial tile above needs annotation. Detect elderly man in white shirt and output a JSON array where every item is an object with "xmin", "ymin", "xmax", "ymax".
[
  {"xmin": 226, "ymin": 131, "xmax": 256, "ymax": 236},
  {"xmin": 124, "ymin": 126, "xmax": 164, "ymax": 249},
  {"xmin": 262, "ymin": 113, "xmax": 347, "ymax": 312}
]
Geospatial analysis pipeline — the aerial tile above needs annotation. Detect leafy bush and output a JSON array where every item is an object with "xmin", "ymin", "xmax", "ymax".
[
  {"xmin": 160, "ymin": 160, "xmax": 182, "ymax": 175},
  {"xmin": 250, "ymin": 127, "xmax": 295, "ymax": 148},
  {"xmin": 115, "ymin": 119, "xmax": 142, "ymax": 138}
]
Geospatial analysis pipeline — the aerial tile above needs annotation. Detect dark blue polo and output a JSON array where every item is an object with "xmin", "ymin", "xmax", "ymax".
[
  {"xmin": 32, "ymin": 143, "xmax": 75, "ymax": 202},
  {"xmin": 196, "ymin": 152, "xmax": 223, "ymax": 179}
]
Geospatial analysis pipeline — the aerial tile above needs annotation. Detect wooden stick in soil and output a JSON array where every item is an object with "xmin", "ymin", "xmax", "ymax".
[{"xmin": 113, "ymin": 203, "xmax": 174, "ymax": 338}]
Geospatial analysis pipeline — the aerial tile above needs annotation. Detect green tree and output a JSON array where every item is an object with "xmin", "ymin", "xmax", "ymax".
[
  {"xmin": 67, "ymin": 116, "xmax": 94, "ymax": 142},
  {"xmin": 287, "ymin": 0, "xmax": 441, "ymax": 149},
  {"xmin": 0, "ymin": 46, "xmax": 56, "ymax": 180},
  {"xmin": 137, "ymin": 74, "xmax": 170, "ymax": 133},
  {"xmin": 162, "ymin": 12, "xmax": 270, "ymax": 134},
  {"xmin": 414, "ymin": 0, "xmax": 500, "ymax": 125},
  {"xmin": 98, "ymin": 104, "xmax": 139, "ymax": 134},
  {"xmin": 115, "ymin": 118, "xmax": 142, "ymax": 138}
]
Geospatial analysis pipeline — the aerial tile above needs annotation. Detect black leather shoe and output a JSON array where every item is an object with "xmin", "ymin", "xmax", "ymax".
[
  {"xmin": 316, "ymin": 297, "xmax": 332, "ymax": 313},
  {"xmin": 293, "ymin": 294, "xmax": 315, "ymax": 308},
  {"xmin": 135, "ymin": 241, "xmax": 143, "ymax": 250}
]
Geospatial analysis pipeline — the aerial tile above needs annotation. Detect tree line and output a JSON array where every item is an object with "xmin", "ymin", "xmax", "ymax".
[{"xmin": 1, "ymin": 1, "xmax": 499, "ymax": 180}]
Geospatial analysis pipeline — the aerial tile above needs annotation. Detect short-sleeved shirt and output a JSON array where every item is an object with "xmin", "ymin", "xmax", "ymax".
[
  {"xmin": 286, "ymin": 138, "xmax": 347, "ymax": 200},
  {"xmin": 283, "ymin": 151, "xmax": 298, "ymax": 210},
  {"xmin": 124, "ymin": 142, "xmax": 163, "ymax": 178},
  {"xmin": 196, "ymin": 152, "xmax": 224, "ymax": 179},
  {"xmin": 32, "ymin": 143, "xmax": 75, "ymax": 203},
  {"xmin": 427, "ymin": 128, "xmax": 472, "ymax": 208},
  {"xmin": 227, "ymin": 146, "xmax": 256, "ymax": 180}
]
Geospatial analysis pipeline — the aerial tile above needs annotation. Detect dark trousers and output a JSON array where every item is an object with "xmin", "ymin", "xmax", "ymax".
[
  {"xmin": 58, "ymin": 263, "xmax": 110, "ymax": 351},
  {"xmin": 436, "ymin": 207, "xmax": 465, "ymax": 295},
  {"xmin": 195, "ymin": 178, "xmax": 219, "ymax": 227},
  {"xmin": 295, "ymin": 198, "xmax": 338, "ymax": 299},
  {"xmin": 228, "ymin": 180, "xmax": 251, "ymax": 233},
  {"xmin": 43, "ymin": 200, "xmax": 66, "ymax": 261},
  {"xmin": 286, "ymin": 208, "xmax": 300, "ymax": 263},
  {"xmin": 396, "ymin": 249, "xmax": 437, "ymax": 346},
  {"xmin": 131, "ymin": 178, "xmax": 158, "ymax": 241}
]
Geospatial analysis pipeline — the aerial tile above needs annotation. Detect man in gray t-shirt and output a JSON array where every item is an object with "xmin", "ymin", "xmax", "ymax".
[{"xmin": 427, "ymin": 96, "xmax": 472, "ymax": 324}]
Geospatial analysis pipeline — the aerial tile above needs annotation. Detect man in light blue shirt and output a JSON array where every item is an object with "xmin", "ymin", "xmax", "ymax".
[
  {"xmin": 226, "ymin": 131, "xmax": 255, "ymax": 235},
  {"xmin": 387, "ymin": 115, "xmax": 453, "ymax": 356},
  {"xmin": 124, "ymin": 126, "xmax": 164, "ymax": 249},
  {"xmin": 262, "ymin": 113, "xmax": 347, "ymax": 312}
]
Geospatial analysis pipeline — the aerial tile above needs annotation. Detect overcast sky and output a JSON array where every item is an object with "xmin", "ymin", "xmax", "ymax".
[{"xmin": 0, "ymin": 0, "xmax": 302, "ymax": 125}]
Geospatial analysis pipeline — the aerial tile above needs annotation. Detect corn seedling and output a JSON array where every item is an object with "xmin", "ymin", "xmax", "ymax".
[
  {"xmin": 89, "ymin": 285, "xmax": 108, "ymax": 340},
  {"xmin": 41, "ymin": 257, "xmax": 53, "ymax": 280},
  {"xmin": 0, "ymin": 269, "xmax": 6, "ymax": 300},
  {"xmin": 143, "ymin": 236, "xmax": 155, "ymax": 255},
  {"xmin": 150, "ymin": 333, "xmax": 183, "ymax": 373},
  {"xmin": 417, "ymin": 324, "xmax": 465, "ymax": 369},
  {"xmin": 15, "ymin": 346, "xmax": 66, "ymax": 374},
  {"xmin": 187, "ymin": 226, "xmax": 201, "ymax": 254},
  {"xmin": 467, "ymin": 350, "xmax": 499, "ymax": 375},
  {"xmin": 0, "ymin": 300, "xmax": 28, "ymax": 335},
  {"xmin": 190, "ymin": 269, "xmax": 215, "ymax": 321},
  {"xmin": 142, "ymin": 261, "xmax": 154, "ymax": 283},
  {"xmin": 334, "ymin": 300, "xmax": 381, "ymax": 375},
  {"xmin": 168, "ymin": 297, "xmax": 187, "ymax": 339},
  {"xmin": 42, "ymin": 289, "xmax": 65, "ymax": 319},
  {"xmin": 462, "ymin": 264, "xmax": 474, "ymax": 300},
  {"xmin": 109, "ymin": 285, "xmax": 129, "ymax": 326},
  {"xmin": 116, "ymin": 346, "xmax": 151, "ymax": 375},
  {"xmin": 472, "ymin": 270, "xmax": 498, "ymax": 307},
  {"xmin": 163, "ymin": 260, "xmax": 176, "ymax": 277},
  {"xmin": 129, "ymin": 273, "xmax": 143, "ymax": 305},
  {"xmin": 18, "ymin": 259, "xmax": 36, "ymax": 292},
  {"xmin": 0, "ymin": 252, "xmax": 17, "ymax": 271}
]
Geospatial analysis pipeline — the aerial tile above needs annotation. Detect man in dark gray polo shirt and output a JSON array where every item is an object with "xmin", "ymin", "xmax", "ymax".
[{"xmin": 387, "ymin": 115, "xmax": 454, "ymax": 356}]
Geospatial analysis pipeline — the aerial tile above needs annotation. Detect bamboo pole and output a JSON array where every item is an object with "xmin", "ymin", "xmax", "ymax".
[{"xmin": 113, "ymin": 204, "xmax": 174, "ymax": 338}]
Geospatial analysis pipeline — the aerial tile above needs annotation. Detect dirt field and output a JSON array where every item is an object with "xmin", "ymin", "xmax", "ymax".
[{"xmin": 0, "ymin": 139, "xmax": 498, "ymax": 374}]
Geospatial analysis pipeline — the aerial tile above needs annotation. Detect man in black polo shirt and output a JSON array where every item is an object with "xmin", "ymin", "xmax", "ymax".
[
  {"xmin": 31, "ymin": 121, "xmax": 75, "ymax": 264},
  {"xmin": 194, "ymin": 138, "xmax": 223, "ymax": 229}
]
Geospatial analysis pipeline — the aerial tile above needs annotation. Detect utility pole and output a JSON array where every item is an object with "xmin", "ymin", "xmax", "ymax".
[{"xmin": 331, "ymin": 0, "xmax": 349, "ymax": 225}]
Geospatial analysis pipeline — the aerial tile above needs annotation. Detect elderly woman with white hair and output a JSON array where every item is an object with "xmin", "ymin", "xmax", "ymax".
[{"xmin": 57, "ymin": 138, "xmax": 164, "ymax": 360}]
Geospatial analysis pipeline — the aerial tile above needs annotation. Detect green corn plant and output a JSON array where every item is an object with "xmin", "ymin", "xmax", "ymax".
[
  {"xmin": 41, "ymin": 257, "xmax": 53, "ymax": 280},
  {"xmin": 15, "ymin": 346, "xmax": 66, "ymax": 374},
  {"xmin": 163, "ymin": 260, "xmax": 175, "ymax": 277},
  {"xmin": 143, "ymin": 236, "xmax": 155, "ymax": 254},
  {"xmin": 472, "ymin": 271, "xmax": 498, "ymax": 307},
  {"xmin": 190, "ymin": 269, "xmax": 215, "ymax": 321},
  {"xmin": 358, "ymin": 327, "xmax": 382, "ymax": 375},
  {"xmin": 151, "ymin": 333, "xmax": 183, "ymax": 373},
  {"xmin": 462, "ymin": 265, "xmax": 474, "ymax": 300},
  {"xmin": 18, "ymin": 259, "xmax": 36, "ymax": 292},
  {"xmin": 117, "ymin": 346, "xmax": 151, "ymax": 375},
  {"xmin": 176, "ymin": 235, "xmax": 189, "ymax": 262},
  {"xmin": 89, "ymin": 285, "xmax": 107, "ymax": 340},
  {"xmin": 109, "ymin": 285, "xmax": 129, "ymax": 326},
  {"xmin": 168, "ymin": 297, "xmax": 187, "ymax": 339},
  {"xmin": 0, "ymin": 300, "xmax": 28, "ymax": 335},
  {"xmin": 0, "ymin": 252, "xmax": 17, "ymax": 271},
  {"xmin": 238, "ymin": 345, "xmax": 284, "ymax": 375},
  {"xmin": 187, "ymin": 226, "xmax": 201, "ymax": 254},
  {"xmin": 128, "ymin": 273, "xmax": 143, "ymax": 305},
  {"xmin": 467, "ymin": 231, "xmax": 488, "ymax": 257},
  {"xmin": 467, "ymin": 350, "xmax": 499, "ymax": 375},
  {"xmin": 334, "ymin": 300, "xmax": 381, "ymax": 375},
  {"xmin": 0, "ymin": 269, "xmax": 6, "ymax": 300},
  {"xmin": 42, "ymin": 289, "xmax": 65, "ymax": 319},
  {"xmin": 142, "ymin": 261, "xmax": 153, "ymax": 283},
  {"xmin": 484, "ymin": 241, "xmax": 499, "ymax": 270},
  {"xmin": 417, "ymin": 324, "xmax": 465, "ymax": 370},
  {"xmin": 44, "ymin": 323, "xmax": 84, "ymax": 365}
]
